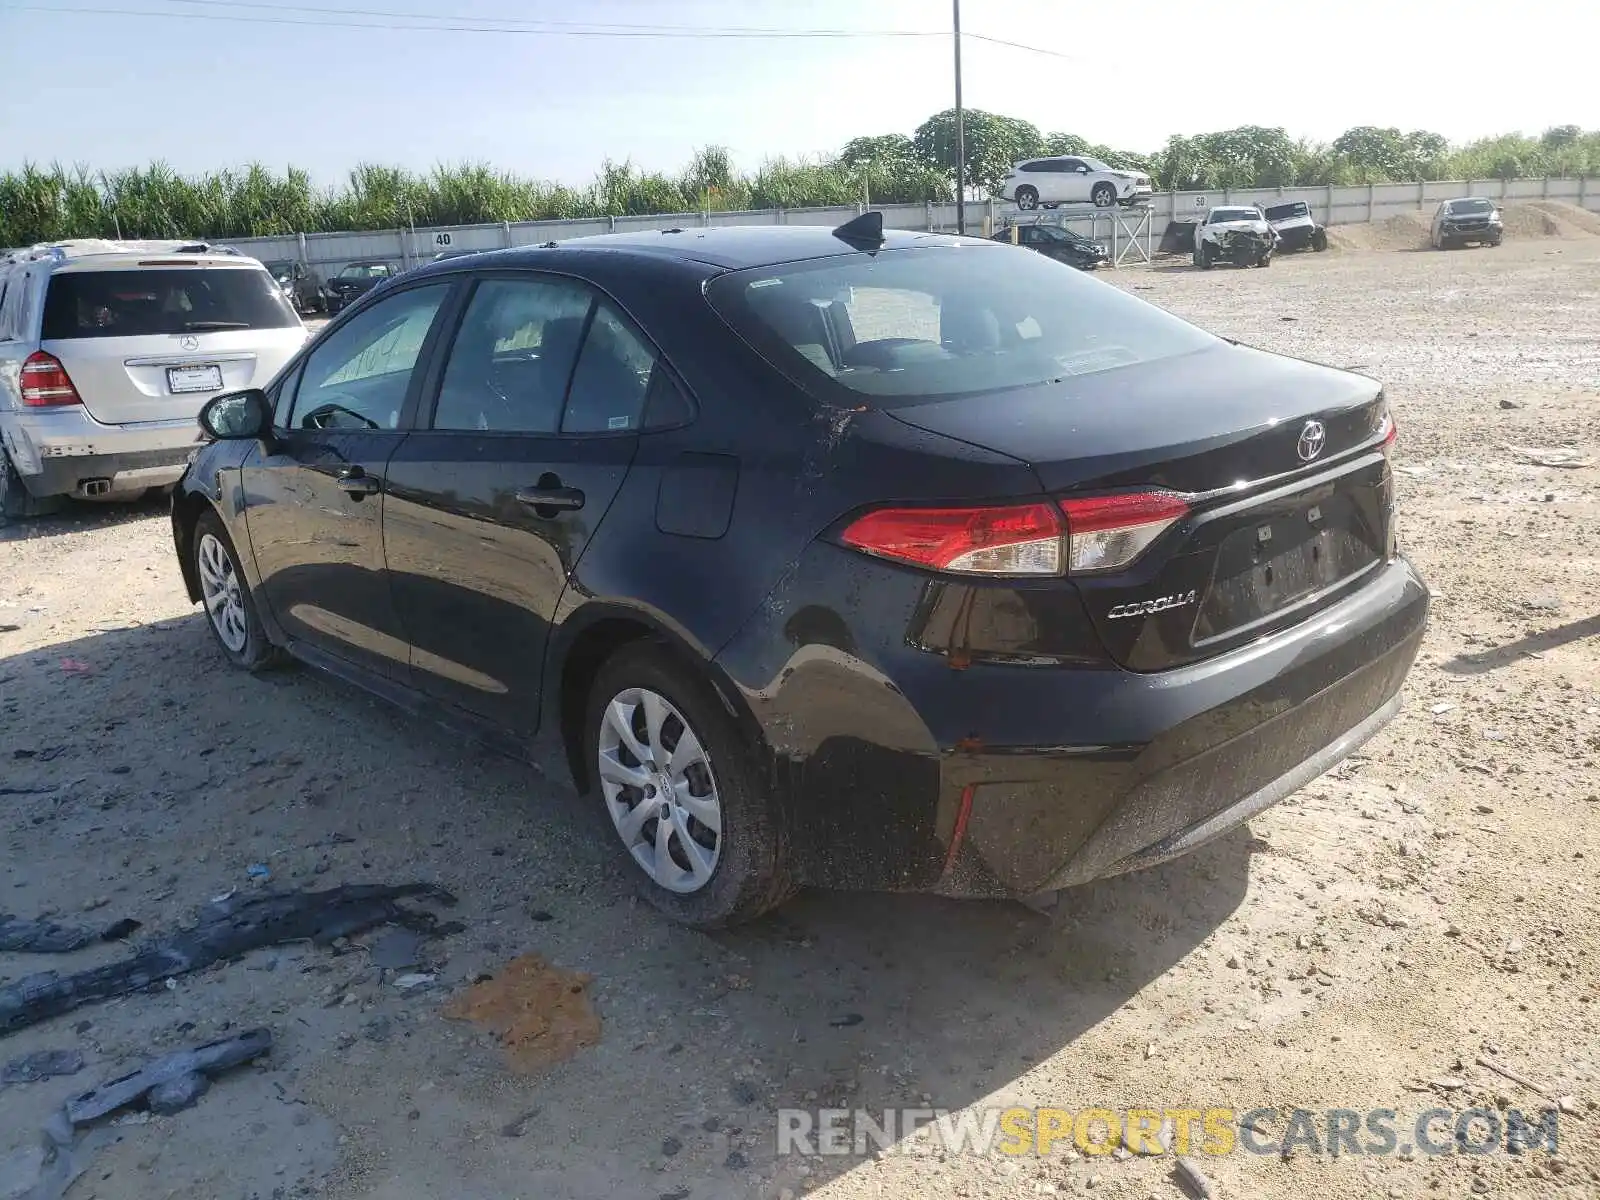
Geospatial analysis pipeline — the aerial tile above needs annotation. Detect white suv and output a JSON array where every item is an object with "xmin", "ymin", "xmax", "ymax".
[
  {"xmin": 0, "ymin": 240, "xmax": 307, "ymax": 520},
  {"xmin": 1002, "ymin": 156, "xmax": 1154, "ymax": 210}
]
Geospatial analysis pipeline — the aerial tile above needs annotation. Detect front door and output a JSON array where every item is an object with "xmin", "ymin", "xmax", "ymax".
[
  {"xmin": 241, "ymin": 281, "xmax": 454, "ymax": 680},
  {"xmin": 383, "ymin": 274, "xmax": 664, "ymax": 733}
]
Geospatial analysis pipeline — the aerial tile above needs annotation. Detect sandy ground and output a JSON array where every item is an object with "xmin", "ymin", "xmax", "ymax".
[{"xmin": 2, "ymin": 235, "xmax": 1598, "ymax": 1200}]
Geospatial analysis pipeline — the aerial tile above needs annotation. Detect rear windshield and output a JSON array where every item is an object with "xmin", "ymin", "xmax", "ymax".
[
  {"xmin": 1264, "ymin": 202, "xmax": 1308, "ymax": 220},
  {"xmin": 1447, "ymin": 198, "xmax": 1493, "ymax": 214},
  {"xmin": 705, "ymin": 244, "xmax": 1217, "ymax": 405},
  {"xmin": 42, "ymin": 268, "xmax": 296, "ymax": 339}
]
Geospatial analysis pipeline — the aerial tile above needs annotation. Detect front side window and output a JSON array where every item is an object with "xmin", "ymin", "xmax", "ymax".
[
  {"xmin": 41, "ymin": 268, "xmax": 297, "ymax": 340},
  {"xmin": 707, "ymin": 245, "xmax": 1218, "ymax": 406},
  {"xmin": 289, "ymin": 284, "xmax": 449, "ymax": 430}
]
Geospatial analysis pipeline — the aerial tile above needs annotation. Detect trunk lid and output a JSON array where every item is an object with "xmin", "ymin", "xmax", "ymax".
[
  {"xmin": 40, "ymin": 261, "xmax": 306, "ymax": 425},
  {"xmin": 886, "ymin": 344, "xmax": 1394, "ymax": 670}
]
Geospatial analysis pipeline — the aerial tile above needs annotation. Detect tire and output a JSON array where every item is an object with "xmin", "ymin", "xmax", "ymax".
[
  {"xmin": 192, "ymin": 510, "xmax": 283, "ymax": 672},
  {"xmin": 1312, "ymin": 229, "xmax": 1328, "ymax": 252},
  {"xmin": 583, "ymin": 641, "xmax": 793, "ymax": 928},
  {"xmin": 0, "ymin": 448, "xmax": 64, "ymax": 525},
  {"xmin": 1091, "ymin": 182, "xmax": 1116, "ymax": 208},
  {"xmin": 1258, "ymin": 253, "xmax": 1273, "ymax": 268},
  {"xmin": 1014, "ymin": 186, "xmax": 1039, "ymax": 211},
  {"xmin": 1199, "ymin": 244, "xmax": 1214, "ymax": 270}
]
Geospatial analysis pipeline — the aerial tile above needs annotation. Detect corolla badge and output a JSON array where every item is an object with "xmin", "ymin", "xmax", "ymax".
[
  {"xmin": 1107, "ymin": 590, "xmax": 1198, "ymax": 620},
  {"xmin": 179, "ymin": 335, "xmax": 200, "ymax": 351},
  {"xmin": 1297, "ymin": 420, "xmax": 1327, "ymax": 463}
]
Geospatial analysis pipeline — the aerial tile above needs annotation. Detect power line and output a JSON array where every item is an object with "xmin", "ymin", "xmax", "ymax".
[
  {"xmin": 13, "ymin": 2, "xmax": 1074, "ymax": 55},
  {"xmin": 11, "ymin": 4, "xmax": 949, "ymax": 37},
  {"xmin": 137, "ymin": 0, "xmax": 935, "ymax": 34}
]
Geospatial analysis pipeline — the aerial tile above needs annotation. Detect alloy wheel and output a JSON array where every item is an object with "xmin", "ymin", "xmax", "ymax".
[
  {"xmin": 197, "ymin": 532, "xmax": 249, "ymax": 653},
  {"xmin": 597, "ymin": 687, "xmax": 722, "ymax": 894}
]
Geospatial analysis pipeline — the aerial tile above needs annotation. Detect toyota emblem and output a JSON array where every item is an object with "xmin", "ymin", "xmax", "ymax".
[
  {"xmin": 1296, "ymin": 420, "xmax": 1327, "ymax": 463},
  {"xmin": 179, "ymin": 335, "xmax": 200, "ymax": 351}
]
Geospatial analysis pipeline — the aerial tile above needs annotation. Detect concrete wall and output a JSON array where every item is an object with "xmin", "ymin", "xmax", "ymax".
[{"xmin": 215, "ymin": 177, "xmax": 1599, "ymax": 279}]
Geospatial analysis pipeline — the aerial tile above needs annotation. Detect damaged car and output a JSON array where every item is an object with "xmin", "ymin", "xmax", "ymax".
[
  {"xmin": 1193, "ymin": 206, "xmax": 1277, "ymax": 269},
  {"xmin": 1263, "ymin": 201, "xmax": 1329, "ymax": 253},
  {"xmin": 992, "ymin": 222, "xmax": 1111, "ymax": 270},
  {"xmin": 1430, "ymin": 197, "xmax": 1503, "ymax": 249},
  {"xmin": 171, "ymin": 215, "xmax": 1426, "ymax": 929}
]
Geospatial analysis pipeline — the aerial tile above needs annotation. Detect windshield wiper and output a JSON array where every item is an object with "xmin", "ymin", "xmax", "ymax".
[{"xmin": 182, "ymin": 320, "xmax": 251, "ymax": 330}]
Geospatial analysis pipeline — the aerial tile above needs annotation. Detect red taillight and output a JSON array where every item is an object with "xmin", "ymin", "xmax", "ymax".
[
  {"xmin": 1058, "ymin": 491, "xmax": 1189, "ymax": 574},
  {"xmin": 19, "ymin": 351, "xmax": 82, "ymax": 408},
  {"xmin": 840, "ymin": 502, "xmax": 1064, "ymax": 575},
  {"xmin": 1380, "ymin": 411, "xmax": 1398, "ymax": 450}
]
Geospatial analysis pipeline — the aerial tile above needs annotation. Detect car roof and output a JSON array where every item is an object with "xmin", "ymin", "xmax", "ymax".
[{"xmin": 402, "ymin": 225, "xmax": 976, "ymax": 275}]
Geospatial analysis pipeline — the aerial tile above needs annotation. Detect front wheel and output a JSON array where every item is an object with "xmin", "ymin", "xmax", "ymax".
[
  {"xmin": 1257, "ymin": 253, "xmax": 1273, "ymax": 268},
  {"xmin": 1312, "ymin": 229, "xmax": 1328, "ymax": 252},
  {"xmin": 584, "ymin": 642, "xmax": 793, "ymax": 928},
  {"xmin": 1014, "ymin": 186, "xmax": 1039, "ymax": 211},
  {"xmin": 1198, "ymin": 244, "xmax": 1214, "ymax": 269},
  {"xmin": 193, "ymin": 511, "xmax": 283, "ymax": 671},
  {"xmin": 1091, "ymin": 182, "xmax": 1116, "ymax": 208}
]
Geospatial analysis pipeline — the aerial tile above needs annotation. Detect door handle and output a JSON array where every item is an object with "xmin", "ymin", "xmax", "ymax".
[
  {"xmin": 336, "ymin": 467, "xmax": 381, "ymax": 498},
  {"xmin": 515, "ymin": 485, "xmax": 585, "ymax": 513}
]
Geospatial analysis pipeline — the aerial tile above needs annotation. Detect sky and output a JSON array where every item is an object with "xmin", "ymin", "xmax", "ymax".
[{"xmin": 0, "ymin": 0, "xmax": 1594, "ymax": 186}]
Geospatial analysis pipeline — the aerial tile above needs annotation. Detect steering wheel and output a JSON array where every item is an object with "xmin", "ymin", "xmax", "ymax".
[{"xmin": 300, "ymin": 400, "xmax": 380, "ymax": 431}]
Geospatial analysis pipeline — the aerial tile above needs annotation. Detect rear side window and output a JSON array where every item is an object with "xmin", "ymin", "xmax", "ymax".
[
  {"xmin": 432, "ymin": 277, "xmax": 593, "ymax": 433},
  {"xmin": 707, "ymin": 245, "xmax": 1217, "ymax": 406},
  {"xmin": 41, "ymin": 268, "xmax": 297, "ymax": 340},
  {"xmin": 561, "ymin": 304, "xmax": 656, "ymax": 434}
]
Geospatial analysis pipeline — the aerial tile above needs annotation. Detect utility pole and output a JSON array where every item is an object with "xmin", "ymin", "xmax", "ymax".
[{"xmin": 953, "ymin": 0, "xmax": 966, "ymax": 234}]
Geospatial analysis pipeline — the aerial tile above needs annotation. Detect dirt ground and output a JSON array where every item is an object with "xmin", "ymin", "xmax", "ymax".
[{"xmin": 2, "ymin": 232, "xmax": 1598, "ymax": 1200}]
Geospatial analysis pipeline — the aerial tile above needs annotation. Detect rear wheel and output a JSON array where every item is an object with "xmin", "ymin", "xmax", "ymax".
[
  {"xmin": 584, "ymin": 642, "xmax": 792, "ymax": 928},
  {"xmin": 0, "ymin": 449, "xmax": 63, "ymax": 525},
  {"xmin": 1014, "ymin": 186, "xmax": 1039, "ymax": 211},
  {"xmin": 193, "ymin": 511, "xmax": 283, "ymax": 671},
  {"xmin": 1091, "ymin": 182, "xmax": 1116, "ymax": 208},
  {"xmin": 1312, "ymin": 229, "xmax": 1328, "ymax": 252}
]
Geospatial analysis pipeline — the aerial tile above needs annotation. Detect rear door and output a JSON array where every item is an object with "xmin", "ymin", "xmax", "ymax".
[
  {"xmin": 382, "ymin": 272, "xmax": 667, "ymax": 732},
  {"xmin": 240, "ymin": 280, "xmax": 455, "ymax": 680},
  {"xmin": 40, "ymin": 261, "xmax": 305, "ymax": 424}
]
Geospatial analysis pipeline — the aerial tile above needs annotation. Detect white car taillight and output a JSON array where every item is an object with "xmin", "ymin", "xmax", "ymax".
[{"xmin": 1059, "ymin": 491, "xmax": 1190, "ymax": 574}]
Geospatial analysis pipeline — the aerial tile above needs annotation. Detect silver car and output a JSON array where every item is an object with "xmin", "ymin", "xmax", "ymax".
[{"xmin": 0, "ymin": 239, "xmax": 308, "ymax": 520}]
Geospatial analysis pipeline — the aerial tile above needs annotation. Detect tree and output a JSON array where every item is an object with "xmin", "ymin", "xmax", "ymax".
[{"xmin": 912, "ymin": 108, "xmax": 1043, "ymax": 195}]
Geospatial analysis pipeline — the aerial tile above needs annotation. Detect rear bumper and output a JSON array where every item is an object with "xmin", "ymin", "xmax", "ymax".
[
  {"xmin": 942, "ymin": 557, "xmax": 1428, "ymax": 896},
  {"xmin": 1, "ymin": 407, "xmax": 202, "ymax": 499},
  {"xmin": 717, "ymin": 545, "xmax": 1428, "ymax": 897}
]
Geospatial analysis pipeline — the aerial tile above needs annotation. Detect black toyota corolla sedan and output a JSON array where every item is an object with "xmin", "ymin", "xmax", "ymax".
[{"xmin": 171, "ymin": 215, "xmax": 1428, "ymax": 928}]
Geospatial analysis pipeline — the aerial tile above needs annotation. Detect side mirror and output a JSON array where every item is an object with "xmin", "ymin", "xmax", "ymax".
[{"xmin": 199, "ymin": 389, "xmax": 272, "ymax": 441}]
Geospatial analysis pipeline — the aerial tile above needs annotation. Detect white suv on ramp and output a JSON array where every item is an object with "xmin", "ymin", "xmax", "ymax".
[
  {"xmin": 1003, "ymin": 156, "xmax": 1154, "ymax": 210},
  {"xmin": 0, "ymin": 240, "xmax": 307, "ymax": 521}
]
